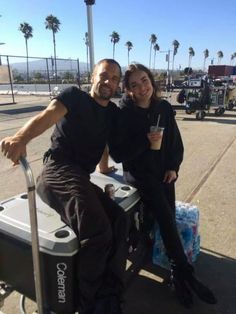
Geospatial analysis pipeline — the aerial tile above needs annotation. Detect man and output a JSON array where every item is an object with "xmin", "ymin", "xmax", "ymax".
[{"xmin": 1, "ymin": 59, "xmax": 127, "ymax": 314}]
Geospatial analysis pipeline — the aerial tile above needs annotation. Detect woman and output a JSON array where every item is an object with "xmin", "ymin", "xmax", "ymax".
[{"xmin": 110, "ymin": 64, "xmax": 217, "ymax": 308}]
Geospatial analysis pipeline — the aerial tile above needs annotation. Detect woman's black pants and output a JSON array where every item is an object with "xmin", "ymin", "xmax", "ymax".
[{"xmin": 134, "ymin": 174, "xmax": 188, "ymax": 268}]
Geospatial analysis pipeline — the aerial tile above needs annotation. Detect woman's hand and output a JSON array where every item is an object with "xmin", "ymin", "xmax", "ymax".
[{"xmin": 163, "ymin": 170, "xmax": 177, "ymax": 183}]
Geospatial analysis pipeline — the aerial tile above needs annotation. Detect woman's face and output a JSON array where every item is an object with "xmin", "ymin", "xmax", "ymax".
[{"xmin": 127, "ymin": 70, "xmax": 154, "ymax": 107}]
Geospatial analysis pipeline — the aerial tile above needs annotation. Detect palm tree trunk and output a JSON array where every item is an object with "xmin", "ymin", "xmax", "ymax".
[
  {"xmin": 188, "ymin": 56, "xmax": 192, "ymax": 76},
  {"xmin": 172, "ymin": 53, "xmax": 175, "ymax": 73},
  {"xmin": 25, "ymin": 38, "xmax": 29, "ymax": 83},
  {"xmin": 188, "ymin": 55, "xmax": 191, "ymax": 68},
  {"xmin": 86, "ymin": 45, "xmax": 89, "ymax": 82},
  {"xmin": 113, "ymin": 43, "xmax": 115, "ymax": 59},
  {"xmin": 53, "ymin": 32, "xmax": 58, "ymax": 84},
  {"xmin": 149, "ymin": 43, "xmax": 152, "ymax": 69},
  {"xmin": 203, "ymin": 58, "xmax": 206, "ymax": 72},
  {"xmin": 171, "ymin": 53, "xmax": 175, "ymax": 85},
  {"xmin": 153, "ymin": 51, "xmax": 156, "ymax": 71},
  {"xmin": 128, "ymin": 50, "xmax": 130, "ymax": 66}
]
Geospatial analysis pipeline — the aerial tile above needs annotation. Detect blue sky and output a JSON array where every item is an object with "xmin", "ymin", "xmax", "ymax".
[{"xmin": 0, "ymin": 0, "xmax": 236, "ymax": 71}]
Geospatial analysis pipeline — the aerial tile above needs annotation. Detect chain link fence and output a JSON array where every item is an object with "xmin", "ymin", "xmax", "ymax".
[{"xmin": 0, "ymin": 55, "xmax": 87, "ymax": 105}]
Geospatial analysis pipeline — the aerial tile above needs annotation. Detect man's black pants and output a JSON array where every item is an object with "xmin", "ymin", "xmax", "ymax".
[{"xmin": 36, "ymin": 159, "xmax": 127, "ymax": 313}]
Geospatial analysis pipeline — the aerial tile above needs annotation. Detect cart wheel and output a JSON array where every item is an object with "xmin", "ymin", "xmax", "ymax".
[
  {"xmin": 227, "ymin": 102, "xmax": 234, "ymax": 110},
  {"xmin": 215, "ymin": 108, "xmax": 225, "ymax": 116},
  {"xmin": 186, "ymin": 108, "xmax": 192, "ymax": 114},
  {"xmin": 196, "ymin": 111, "xmax": 205, "ymax": 120}
]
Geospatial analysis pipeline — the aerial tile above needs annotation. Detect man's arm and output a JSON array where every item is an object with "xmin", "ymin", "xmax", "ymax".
[{"xmin": 1, "ymin": 99, "xmax": 67, "ymax": 164}]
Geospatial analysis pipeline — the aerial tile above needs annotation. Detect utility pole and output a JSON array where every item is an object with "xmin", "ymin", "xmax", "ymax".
[
  {"xmin": 0, "ymin": 15, "xmax": 4, "ymax": 66},
  {"xmin": 84, "ymin": 1, "xmax": 95, "ymax": 72},
  {"xmin": 160, "ymin": 49, "xmax": 171, "ymax": 88},
  {"xmin": 166, "ymin": 49, "xmax": 170, "ymax": 87},
  {"xmin": 0, "ymin": 43, "xmax": 5, "ymax": 66}
]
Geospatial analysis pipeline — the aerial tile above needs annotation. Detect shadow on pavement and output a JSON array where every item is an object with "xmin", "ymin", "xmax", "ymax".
[
  {"xmin": 125, "ymin": 249, "xmax": 236, "ymax": 314},
  {"xmin": 0, "ymin": 102, "xmax": 16, "ymax": 106},
  {"xmin": 183, "ymin": 116, "xmax": 236, "ymax": 125},
  {"xmin": 0, "ymin": 106, "xmax": 46, "ymax": 115}
]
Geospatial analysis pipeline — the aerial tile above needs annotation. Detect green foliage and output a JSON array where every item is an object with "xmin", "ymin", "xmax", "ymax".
[
  {"xmin": 110, "ymin": 31, "xmax": 120, "ymax": 44},
  {"xmin": 172, "ymin": 39, "xmax": 180, "ymax": 56},
  {"xmin": 19, "ymin": 22, "xmax": 33, "ymax": 39},
  {"xmin": 45, "ymin": 15, "xmax": 61, "ymax": 33},
  {"xmin": 33, "ymin": 72, "xmax": 43, "ymax": 80},
  {"xmin": 125, "ymin": 41, "xmax": 133, "ymax": 51},
  {"xmin": 63, "ymin": 71, "xmax": 74, "ymax": 80}
]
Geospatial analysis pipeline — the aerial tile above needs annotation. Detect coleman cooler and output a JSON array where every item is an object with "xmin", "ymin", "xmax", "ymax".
[{"xmin": 0, "ymin": 159, "xmax": 140, "ymax": 313}]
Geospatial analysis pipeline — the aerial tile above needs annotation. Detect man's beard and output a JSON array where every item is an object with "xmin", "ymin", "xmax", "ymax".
[{"xmin": 97, "ymin": 84, "xmax": 113, "ymax": 100}]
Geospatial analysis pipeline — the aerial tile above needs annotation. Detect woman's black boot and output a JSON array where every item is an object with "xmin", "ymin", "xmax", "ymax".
[
  {"xmin": 181, "ymin": 263, "xmax": 217, "ymax": 304},
  {"xmin": 170, "ymin": 263, "xmax": 194, "ymax": 308},
  {"xmin": 171, "ymin": 263, "xmax": 217, "ymax": 305}
]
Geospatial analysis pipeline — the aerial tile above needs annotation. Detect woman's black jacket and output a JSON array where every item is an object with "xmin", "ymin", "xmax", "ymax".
[{"xmin": 109, "ymin": 95, "xmax": 184, "ymax": 180}]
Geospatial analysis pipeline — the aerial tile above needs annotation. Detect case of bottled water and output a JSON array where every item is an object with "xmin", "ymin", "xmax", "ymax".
[{"xmin": 152, "ymin": 201, "xmax": 200, "ymax": 269}]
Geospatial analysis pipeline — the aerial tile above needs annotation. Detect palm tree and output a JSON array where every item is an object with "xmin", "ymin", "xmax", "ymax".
[
  {"xmin": 125, "ymin": 41, "xmax": 133, "ymax": 66},
  {"xmin": 149, "ymin": 34, "xmax": 157, "ymax": 69},
  {"xmin": 45, "ymin": 14, "xmax": 61, "ymax": 84},
  {"xmin": 153, "ymin": 43, "xmax": 160, "ymax": 71},
  {"xmin": 203, "ymin": 49, "xmax": 209, "ymax": 72},
  {"xmin": 188, "ymin": 47, "xmax": 195, "ymax": 68},
  {"xmin": 19, "ymin": 22, "xmax": 33, "ymax": 83},
  {"xmin": 110, "ymin": 31, "xmax": 120, "ymax": 59},
  {"xmin": 172, "ymin": 40, "xmax": 180, "ymax": 72},
  {"xmin": 171, "ymin": 39, "xmax": 180, "ymax": 83},
  {"xmin": 84, "ymin": 32, "xmax": 89, "ymax": 81},
  {"xmin": 230, "ymin": 52, "xmax": 236, "ymax": 65},
  {"xmin": 217, "ymin": 51, "xmax": 223, "ymax": 65}
]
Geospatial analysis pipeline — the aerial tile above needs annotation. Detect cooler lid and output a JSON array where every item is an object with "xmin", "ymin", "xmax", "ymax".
[{"xmin": 0, "ymin": 193, "xmax": 78, "ymax": 256}]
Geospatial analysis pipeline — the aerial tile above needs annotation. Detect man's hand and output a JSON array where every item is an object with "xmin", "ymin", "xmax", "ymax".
[
  {"xmin": 0, "ymin": 136, "xmax": 27, "ymax": 165},
  {"xmin": 163, "ymin": 170, "xmax": 177, "ymax": 184}
]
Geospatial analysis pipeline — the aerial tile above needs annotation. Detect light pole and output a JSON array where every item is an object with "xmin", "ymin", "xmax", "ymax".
[
  {"xmin": 84, "ymin": 0, "xmax": 95, "ymax": 72},
  {"xmin": 159, "ymin": 49, "xmax": 171, "ymax": 87},
  {"xmin": 0, "ymin": 42, "xmax": 5, "ymax": 66}
]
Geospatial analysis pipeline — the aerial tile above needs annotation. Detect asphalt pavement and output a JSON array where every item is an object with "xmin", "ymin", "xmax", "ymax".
[{"xmin": 0, "ymin": 93, "xmax": 236, "ymax": 314}]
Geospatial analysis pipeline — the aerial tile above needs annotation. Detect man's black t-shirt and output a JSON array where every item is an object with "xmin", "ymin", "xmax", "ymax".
[{"xmin": 49, "ymin": 86, "xmax": 118, "ymax": 173}]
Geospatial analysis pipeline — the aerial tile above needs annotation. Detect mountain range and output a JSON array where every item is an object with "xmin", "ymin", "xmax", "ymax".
[{"xmin": 10, "ymin": 59, "xmax": 88, "ymax": 74}]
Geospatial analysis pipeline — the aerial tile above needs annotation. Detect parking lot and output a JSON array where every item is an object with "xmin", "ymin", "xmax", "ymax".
[{"xmin": 0, "ymin": 94, "xmax": 236, "ymax": 314}]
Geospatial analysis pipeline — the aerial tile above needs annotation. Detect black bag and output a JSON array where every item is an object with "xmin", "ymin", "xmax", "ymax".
[{"xmin": 177, "ymin": 89, "xmax": 186, "ymax": 104}]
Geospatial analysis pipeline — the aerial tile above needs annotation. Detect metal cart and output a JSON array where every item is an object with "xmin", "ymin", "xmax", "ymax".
[{"xmin": 182, "ymin": 79, "xmax": 229, "ymax": 120}]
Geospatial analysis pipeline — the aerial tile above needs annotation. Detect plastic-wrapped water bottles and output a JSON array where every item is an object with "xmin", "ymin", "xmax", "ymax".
[{"xmin": 152, "ymin": 201, "xmax": 200, "ymax": 269}]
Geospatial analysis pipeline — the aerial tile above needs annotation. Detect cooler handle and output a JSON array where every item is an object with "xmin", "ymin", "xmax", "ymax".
[{"xmin": 19, "ymin": 157, "xmax": 44, "ymax": 314}]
